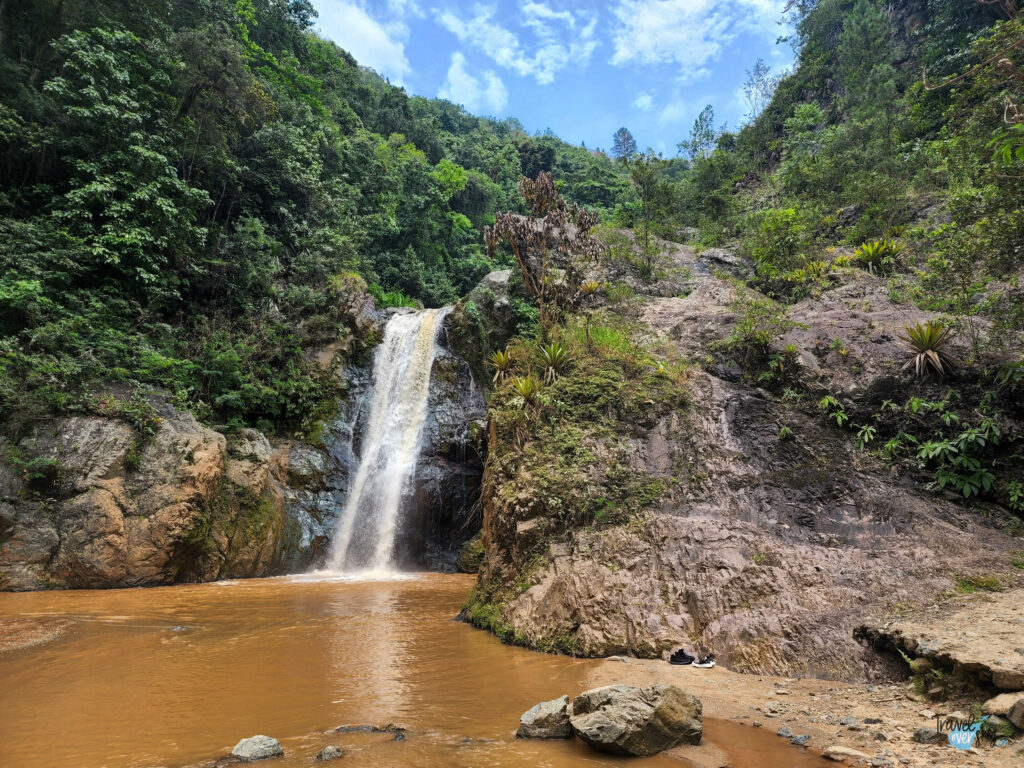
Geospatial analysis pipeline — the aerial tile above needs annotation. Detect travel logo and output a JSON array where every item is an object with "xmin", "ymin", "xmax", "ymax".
[{"xmin": 934, "ymin": 714, "xmax": 1011, "ymax": 750}]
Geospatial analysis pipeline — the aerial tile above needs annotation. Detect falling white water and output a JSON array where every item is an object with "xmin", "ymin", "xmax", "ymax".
[{"xmin": 326, "ymin": 308, "xmax": 450, "ymax": 573}]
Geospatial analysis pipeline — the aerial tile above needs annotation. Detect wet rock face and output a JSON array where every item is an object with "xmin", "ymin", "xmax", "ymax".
[
  {"xmin": 400, "ymin": 331, "xmax": 487, "ymax": 569},
  {"xmin": 275, "ymin": 316, "xmax": 486, "ymax": 572},
  {"xmin": 569, "ymin": 685, "xmax": 702, "ymax": 756},
  {"xmin": 0, "ymin": 402, "xmax": 291, "ymax": 590}
]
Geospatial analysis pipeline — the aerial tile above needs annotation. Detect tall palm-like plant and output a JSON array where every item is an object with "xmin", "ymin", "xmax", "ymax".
[{"xmin": 900, "ymin": 321, "xmax": 957, "ymax": 377}]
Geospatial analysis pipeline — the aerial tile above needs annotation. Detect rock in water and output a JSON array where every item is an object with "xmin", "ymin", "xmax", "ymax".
[
  {"xmin": 315, "ymin": 745, "xmax": 344, "ymax": 761},
  {"xmin": 517, "ymin": 695, "xmax": 572, "ymax": 739},
  {"xmin": 569, "ymin": 684, "xmax": 702, "ymax": 756},
  {"xmin": 231, "ymin": 735, "xmax": 283, "ymax": 761}
]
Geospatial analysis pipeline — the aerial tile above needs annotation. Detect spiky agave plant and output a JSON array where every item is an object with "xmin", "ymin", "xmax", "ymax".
[
  {"xmin": 900, "ymin": 321, "xmax": 957, "ymax": 378},
  {"xmin": 538, "ymin": 343, "xmax": 572, "ymax": 384},
  {"xmin": 488, "ymin": 349, "xmax": 513, "ymax": 385}
]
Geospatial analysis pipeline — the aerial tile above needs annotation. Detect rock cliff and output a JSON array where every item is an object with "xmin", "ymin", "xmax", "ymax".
[{"xmin": 467, "ymin": 243, "xmax": 1024, "ymax": 679}]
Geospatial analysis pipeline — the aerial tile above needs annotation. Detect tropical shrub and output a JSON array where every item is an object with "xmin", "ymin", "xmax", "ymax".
[{"xmin": 853, "ymin": 240, "xmax": 904, "ymax": 274}]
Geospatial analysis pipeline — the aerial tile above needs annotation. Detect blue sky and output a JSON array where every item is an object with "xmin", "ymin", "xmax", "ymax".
[{"xmin": 312, "ymin": 1, "xmax": 794, "ymax": 155}]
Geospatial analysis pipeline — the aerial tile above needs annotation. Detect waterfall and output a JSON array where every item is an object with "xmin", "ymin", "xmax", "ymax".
[{"xmin": 326, "ymin": 307, "xmax": 451, "ymax": 573}]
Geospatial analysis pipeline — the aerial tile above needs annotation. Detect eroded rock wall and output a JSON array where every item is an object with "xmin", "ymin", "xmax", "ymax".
[{"xmin": 471, "ymin": 240, "xmax": 1023, "ymax": 679}]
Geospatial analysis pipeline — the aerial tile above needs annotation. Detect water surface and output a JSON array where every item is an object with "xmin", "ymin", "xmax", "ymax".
[{"xmin": 0, "ymin": 573, "xmax": 830, "ymax": 767}]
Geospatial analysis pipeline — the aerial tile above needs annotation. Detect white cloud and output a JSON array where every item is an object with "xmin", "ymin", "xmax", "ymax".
[
  {"xmin": 438, "ymin": 52, "xmax": 508, "ymax": 114},
  {"xmin": 633, "ymin": 90, "xmax": 655, "ymax": 111},
  {"xmin": 315, "ymin": 1, "xmax": 414, "ymax": 84},
  {"xmin": 434, "ymin": 3, "xmax": 596, "ymax": 85},
  {"xmin": 609, "ymin": 0, "xmax": 786, "ymax": 81}
]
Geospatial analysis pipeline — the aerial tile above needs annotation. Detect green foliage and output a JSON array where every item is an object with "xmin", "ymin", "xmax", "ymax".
[
  {"xmin": 488, "ymin": 349, "xmax": 513, "ymax": 385},
  {"xmin": 954, "ymin": 573, "xmax": 1002, "ymax": 594},
  {"xmin": 367, "ymin": 284, "xmax": 420, "ymax": 309},
  {"xmin": 746, "ymin": 208, "xmax": 803, "ymax": 272},
  {"xmin": 0, "ymin": 0, "xmax": 634, "ymax": 434},
  {"xmin": 917, "ymin": 421, "xmax": 1000, "ymax": 498},
  {"xmin": 510, "ymin": 375, "xmax": 542, "ymax": 404},
  {"xmin": 721, "ymin": 295, "xmax": 796, "ymax": 365}
]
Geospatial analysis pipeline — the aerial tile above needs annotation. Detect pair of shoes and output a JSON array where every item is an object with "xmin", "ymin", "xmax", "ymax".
[
  {"xmin": 668, "ymin": 649, "xmax": 695, "ymax": 665},
  {"xmin": 692, "ymin": 655, "xmax": 715, "ymax": 669}
]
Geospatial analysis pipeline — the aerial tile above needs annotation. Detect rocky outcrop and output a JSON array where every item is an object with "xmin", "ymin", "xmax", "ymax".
[
  {"xmin": 568, "ymin": 684, "xmax": 702, "ymax": 756},
  {"xmin": 477, "ymin": 363, "xmax": 1021, "ymax": 677},
  {"xmin": 856, "ymin": 589, "xmax": 1024, "ymax": 692},
  {"xmin": 0, "ymin": 402, "xmax": 291, "ymax": 590}
]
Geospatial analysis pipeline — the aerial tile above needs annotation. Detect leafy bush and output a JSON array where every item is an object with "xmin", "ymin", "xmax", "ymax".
[{"xmin": 744, "ymin": 208, "xmax": 810, "ymax": 275}]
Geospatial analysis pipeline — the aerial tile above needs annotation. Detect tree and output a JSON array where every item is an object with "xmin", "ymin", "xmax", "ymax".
[
  {"xmin": 626, "ymin": 152, "xmax": 670, "ymax": 274},
  {"xmin": 742, "ymin": 58, "xmax": 779, "ymax": 122},
  {"xmin": 611, "ymin": 127, "xmax": 637, "ymax": 161},
  {"xmin": 677, "ymin": 105, "xmax": 716, "ymax": 161}
]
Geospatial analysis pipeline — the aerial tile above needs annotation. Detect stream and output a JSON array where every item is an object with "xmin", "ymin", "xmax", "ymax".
[{"xmin": 0, "ymin": 573, "xmax": 833, "ymax": 768}]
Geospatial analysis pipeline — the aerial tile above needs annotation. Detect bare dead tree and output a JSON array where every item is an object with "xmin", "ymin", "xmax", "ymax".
[{"xmin": 484, "ymin": 172, "xmax": 604, "ymax": 340}]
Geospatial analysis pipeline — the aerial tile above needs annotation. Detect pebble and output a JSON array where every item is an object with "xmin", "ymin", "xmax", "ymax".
[
  {"xmin": 791, "ymin": 734, "xmax": 811, "ymax": 746},
  {"xmin": 777, "ymin": 726, "xmax": 794, "ymax": 738},
  {"xmin": 315, "ymin": 746, "xmax": 344, "ymax": 761}
]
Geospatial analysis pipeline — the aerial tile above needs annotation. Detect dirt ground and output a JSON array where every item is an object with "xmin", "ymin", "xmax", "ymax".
[{"xmin": 583, "ymin": 656, "xmax": 1024, "ymax": 768}]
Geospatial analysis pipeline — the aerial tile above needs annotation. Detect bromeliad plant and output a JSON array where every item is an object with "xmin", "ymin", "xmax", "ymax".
[
  {"xmin": 854, "ymin": 239, "xmax": 904, "ymax": 274},
  {"xmin": 900, "ymin": 321, "xmax": 957, "ymax": 378},
  {"xmin": 510, "ymin": 375, "xmax": 542, "ymax": 404},
  {"xmin": 489, "ymin": 348, "xmax": 513, "ymax": 385},
  {"xmin": 538, "ymin": 343, "xmax": 572, "ymax": 384}
]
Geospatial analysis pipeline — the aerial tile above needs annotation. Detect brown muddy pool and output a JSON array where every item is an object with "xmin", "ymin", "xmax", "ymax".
[{"xmin": 0, "ymin": 573, "xmax": 831, "ymax": 768}]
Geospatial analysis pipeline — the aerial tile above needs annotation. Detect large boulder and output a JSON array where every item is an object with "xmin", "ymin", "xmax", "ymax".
[
  {"xmin": 516, "ymin": 695, "xmax": 571, "ymax": 739},
  {"xmin": 569, "ymin": 684, "xmax": 702, "ymax": 756}
]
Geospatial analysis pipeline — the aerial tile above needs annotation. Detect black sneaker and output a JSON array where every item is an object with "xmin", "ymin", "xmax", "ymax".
[
  {"xmin": 693, "ymin": 655, "xmax": 715, "ymax": 668},
  {"xmin": 669, "ymin": 649, "xmax": 695, "ymax": 665}
]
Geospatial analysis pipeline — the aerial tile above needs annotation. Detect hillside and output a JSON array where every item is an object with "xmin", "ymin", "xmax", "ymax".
[{"xmin": 0, "ymin": 0, "xmax": 630, "ymax": 439}]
